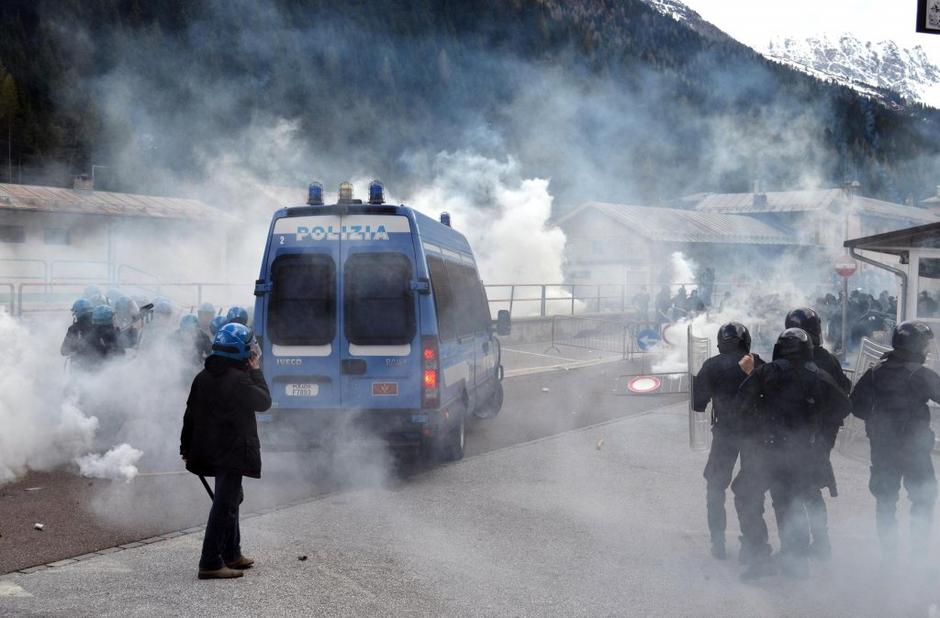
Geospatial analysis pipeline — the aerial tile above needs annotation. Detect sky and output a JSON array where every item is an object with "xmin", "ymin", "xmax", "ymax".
[{"xmin": 681, "ymin": 0, "xmax": 940, "ymax": 55}]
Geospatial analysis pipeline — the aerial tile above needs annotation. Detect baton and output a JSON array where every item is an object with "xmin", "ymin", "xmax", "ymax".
[{"xmin": 198, "ymin": 475, "xmax": 215, "ymax": 500}]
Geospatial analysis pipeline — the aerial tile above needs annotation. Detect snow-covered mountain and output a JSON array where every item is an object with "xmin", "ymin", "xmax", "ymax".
[
  {"xmin": 642, "ymin": 0, "xmax": 940, "ymax": 109},
  {"xmin": 764, "ymin": 35, "xmax": 940, "ymax": 109}
]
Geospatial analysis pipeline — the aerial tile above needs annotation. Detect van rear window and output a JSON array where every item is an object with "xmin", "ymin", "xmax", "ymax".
[
  {"xmin": 344, "ymin": 252, "xmax": 416, "ymax": 345},
  {"xmin": 269, "ymin": 254, "xmax": 336, "ymax": 345}
]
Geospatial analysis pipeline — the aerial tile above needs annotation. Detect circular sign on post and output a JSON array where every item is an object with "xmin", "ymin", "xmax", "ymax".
[
  {"xmin": 636, "ymin": 328, "xmax": 661, "ymax": 352},
  {"xmin": 834, "ymin": 255, "xmax": 858, "ymax": 278},
  {"xmin": 627, "ymin": 376, "xmax": 662, "ymax": 394}
]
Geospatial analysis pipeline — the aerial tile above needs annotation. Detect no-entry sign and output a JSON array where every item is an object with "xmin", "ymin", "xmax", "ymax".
[
  {"xmin": 834, "ymin": 255, "xmax": 858, "ymax": 278},
  {"xmin": 626, "ymin": 376, "xmax": 663, "ymax": 394}
]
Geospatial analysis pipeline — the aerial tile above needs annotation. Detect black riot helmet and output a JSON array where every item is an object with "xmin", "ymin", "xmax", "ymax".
[
  {"xmin": 785, "ymin": 307, "xmax": 822, "ymax": 346},
  {"xmin": 717, "ymin": 322, "xmax": 751, "ymax": 354},
  {"xmin": 772, "ymin": 328, "xmax": 814, "ymax": 362},
  {"xmin": 892, "ymin": 321, "xmax": 934, "ymax": 361}
]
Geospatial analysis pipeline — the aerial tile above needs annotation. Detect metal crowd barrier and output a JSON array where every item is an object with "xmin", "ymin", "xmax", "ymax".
[{"xmin": 545, "ymin": 315, "xmax": 631, "ymax": 359}]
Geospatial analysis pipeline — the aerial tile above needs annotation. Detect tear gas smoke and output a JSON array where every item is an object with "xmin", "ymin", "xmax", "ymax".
[{"xmin": 75, "ymin": 444, "xmax": 143, "ymax": 482}]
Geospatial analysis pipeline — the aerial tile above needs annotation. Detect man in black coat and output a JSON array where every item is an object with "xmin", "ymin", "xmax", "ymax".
[
  {"xmin": 731, "ymin": 328, "xmax": 851, "ymax": 580},
  {"xmin": 850, "ymin": 321, "xmax": 939, "ymax": 563},
  {"xmin": 180, "ymin": 323, "xmax": 271, "ymax": 580},
  {"xmin": 693, "ymin": 322, "xmax": 763, "ymax": 560},
  {"xmin": 785, "ymin": 307, "xmax": 852, "ymax": 560}
]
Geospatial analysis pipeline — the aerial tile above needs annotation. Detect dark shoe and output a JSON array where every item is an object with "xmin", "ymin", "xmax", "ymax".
[
  {"xmin": 198, "ymin": 566, "xmax": 244, "ymax": 580},
  {"xmin": 740, "ymin": 557, "xmax": 777, "ymax": 582},
  {"xmin": 225, "ymin": 555, "xmax": 255, "ymax": 569}
]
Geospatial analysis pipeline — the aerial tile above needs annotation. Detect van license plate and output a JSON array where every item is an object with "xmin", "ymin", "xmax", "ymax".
[
  {"xmin": 286, "ymin": 383, "xmax": 319, "ymax": 397},
  {"xmin": 372, "ymin": 382, "xmax": 399, "ymax": 396}
]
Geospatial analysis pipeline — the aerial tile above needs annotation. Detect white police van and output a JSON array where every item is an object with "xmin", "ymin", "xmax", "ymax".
[{"xmin": 253, "ymin": 181, "xmax": 510, "ymax": 460}]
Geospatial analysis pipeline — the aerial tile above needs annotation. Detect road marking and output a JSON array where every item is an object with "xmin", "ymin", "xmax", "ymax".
[
  {"xmin": 0, "ymin": 581, "xmax": 32, "ymax": 597},
  {"xmin": 501, "ymin": 347, "xmax": 584, "ymax": 363}
]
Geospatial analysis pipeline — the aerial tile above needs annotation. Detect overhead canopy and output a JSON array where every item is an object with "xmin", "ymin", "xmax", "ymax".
[
  {"xmin": 844, "ymin": 222, "xmax": 940, "ymax": 256},
  {"xmin": 0, "ymin": 183, "xmax": 236, "ymax": 222},
  {"xmin": 556, "ymin": 201, "xmax": 799, "ymax": 245}
]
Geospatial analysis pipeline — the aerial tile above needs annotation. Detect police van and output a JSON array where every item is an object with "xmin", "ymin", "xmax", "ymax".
[{"xmin": 252, "ymin": 181, "xmax": 510, "ymax": 460}]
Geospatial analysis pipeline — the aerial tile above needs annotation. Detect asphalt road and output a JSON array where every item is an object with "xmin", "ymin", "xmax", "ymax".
[
  {"xmin": 5, "ymin": 401, "xmax": 938, "ymax": 616},
  {"xmin": 0, "ymin": 355, "xmax": 681, "ymax": 575}
]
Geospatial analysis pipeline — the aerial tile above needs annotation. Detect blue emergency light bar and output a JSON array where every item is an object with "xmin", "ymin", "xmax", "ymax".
[
  {"xmin": 440, "ymin": 212, "xmax": 451, "ymax": 227},
  {"xmin": 307, "ymin": 182, "xmax": 324, "ymax": 205},
  {"xmin": 368, "ymin": 180, "xmax": 385, "ymax": 204}
]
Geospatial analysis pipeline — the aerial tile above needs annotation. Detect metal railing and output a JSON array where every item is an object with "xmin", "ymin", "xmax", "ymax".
[
  {"xmin": 12, "ymin": 281, "xmax": 251, "ymax": 316},
  {"xmin": 485, "ymin": 283, "xmax": 648, "ymax": 318},
  {"xmin": 543, "ymin": 315, "xmax": 665, "ymax": 361}
]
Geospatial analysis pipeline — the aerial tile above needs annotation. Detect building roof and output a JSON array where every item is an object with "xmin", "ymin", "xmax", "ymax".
[
  {"xmin": 0, "ymin": 183, "xmax": 235, "ymax": 222},
  {"xmin": 690, "ymin": 188, "xmax": 938, "ymax": 224},
  {"xmin": 844, "ymin": 221, "xmax": 940, "ymax": 256},
  {"xmin": 556, "ymin": 202, "xmax": 800, "ymax": 245}
]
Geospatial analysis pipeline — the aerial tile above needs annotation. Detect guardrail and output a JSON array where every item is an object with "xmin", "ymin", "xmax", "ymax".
[
  {"xmin": 485, "ymin": 284, "xmax": 648, "ymax": 318},
  {"xmin": 12, "ymin": 281, "xmax": 251, "ymax": 316}
]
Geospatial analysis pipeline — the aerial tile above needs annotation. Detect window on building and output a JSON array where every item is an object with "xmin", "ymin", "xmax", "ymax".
[
  {"xmin": 44, "ymin": 227, "xmax": 70, "ymax": 245},
  {"xmin": 0, "ymin": 225, "xmax": 25, "ymax": 243}
]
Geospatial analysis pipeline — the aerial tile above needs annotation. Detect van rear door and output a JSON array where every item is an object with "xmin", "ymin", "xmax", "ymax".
[
  {"xmin": 339, "ymin": 214, "xmax": 421, "ymax": 410},
  {"xmin": 266, "ymin": 215, "xmax": 342, "ymax": 409}
]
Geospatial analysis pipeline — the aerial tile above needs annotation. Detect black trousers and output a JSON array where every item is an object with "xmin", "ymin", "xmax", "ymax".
[
  {"xmin": 868, "ymin": 430, "xmax": 937, "ymax": 556},
  {"xmin": 733, "ymin": 439, "xmax": 811, "ymax": 558},
  {"xmin": 199, "ymin": 469, "xmax": 244, "ymax": 570},
  {"xmin": 703, "ymin": 426, "xmax": 741, "ymax": 544}
]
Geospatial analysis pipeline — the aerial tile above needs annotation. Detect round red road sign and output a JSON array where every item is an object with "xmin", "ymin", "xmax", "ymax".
[
  {"xmin": 834, "ymin": 255, "xmax": 857, "ymax": 278},
  {"xmin": 627, "ymin": 375, "xmax": 663, "ymax": 394}
]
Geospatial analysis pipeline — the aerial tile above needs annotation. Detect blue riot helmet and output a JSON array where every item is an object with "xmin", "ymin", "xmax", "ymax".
[
  {"xmin": 113, "ymin": 296, "xmax": 140, "ymax": 328},
  {"xmin": 71, "ymin": 298, "xmax": 93, "ymax": 320},
  {"xmin": 209, "ymin": 315, "xmax": 227, "ymax": 336},
  {"xmin": 92, "ymin": 305, "xmax": 115, "ymax": 327},
  {"xmin": 106, "ymin": 288, "xmax": 125, "ymax": 305},
  {"xmin": 180, "ymin": 314, "xmax": 200, "ymax": 331},
  {"xmin": 154, "ymin": 299, "xmax": 173, "ymax": 315},
  {"xmin": 226, "ymin": 306, "xmax": 249, "ymax": 326},
  {"xmin": 212, "ymin": 323, "xmax": 254, "ymax": 360}
]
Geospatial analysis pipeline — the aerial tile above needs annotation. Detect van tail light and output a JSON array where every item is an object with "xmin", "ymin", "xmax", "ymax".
[{"xmin": 422, "ymin": 336, "xmax": 439, "ymax": 409}]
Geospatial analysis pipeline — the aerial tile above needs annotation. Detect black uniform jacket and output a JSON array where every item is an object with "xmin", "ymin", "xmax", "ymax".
[
  {"xmin": 850, "ymin": 351, "xmax": 940, "ymax": 437},
  {"xmin": 180, "ymin": 355, "xmax": 272, "ymax": 478},
  {"xmin": 734, "ymin": 359, "xmax": 851, "ymax": 443},
  {"xmin": 693, "ymin": 351, "xmax": 764, "ymax": 431},
  {"xmin": 813, "ymin": 345, "xmax": 851, "ymax": 394}
]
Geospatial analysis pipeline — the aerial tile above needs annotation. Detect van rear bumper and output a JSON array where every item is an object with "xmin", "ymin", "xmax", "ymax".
[{"xmin": 256, "ymin": 408, "xmax": 440, "ymax": 450}]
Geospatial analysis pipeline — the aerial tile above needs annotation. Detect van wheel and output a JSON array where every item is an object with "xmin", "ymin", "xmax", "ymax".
[
  {"xmin": 473, "ymin": 381, "xmax": 504, "ymax": 419},
  {"xmin": 437, "ymin": 409, "xmax": 466, "ymax": 462}
]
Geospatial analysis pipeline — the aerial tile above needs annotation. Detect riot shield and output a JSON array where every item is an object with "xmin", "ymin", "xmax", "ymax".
[
  {"xmin": 688, "ymin": 324, "xmax": 713, "ymax": 452},
  {"xmin": 837, "ymin": 337, "xmax": 892, "ymax": 460}
]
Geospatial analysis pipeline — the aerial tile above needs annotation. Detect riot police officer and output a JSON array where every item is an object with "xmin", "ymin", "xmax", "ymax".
[
  {"xmin": 61, "ymin": 299, "xmax": 95, "ymax": 370},
  {"xmin": 785, "ymin": 307, "xmax": 852, "ymax": 560},
  {"xmin": 226, "ymin": 306, "xmax": 249, "ymax": 326},
  {"xmin": 732, "ymin": 328, "xmax": 851, "ymax": 580},
  {"xmin": 87, "ymin": 305, "xmax": 126, "ymax": 366},
  {"xmin": 850, "ymin": 321, "xmax": 939, "ymax": 563},
  {"xmin": 693, "ymin": 322, "xmax": 763, "ymax": 560}
]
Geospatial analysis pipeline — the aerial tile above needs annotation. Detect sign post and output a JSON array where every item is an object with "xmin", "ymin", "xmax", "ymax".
[{"xmin": 834, "ymin": 255, "xmax": 858, "ymax": 360}]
